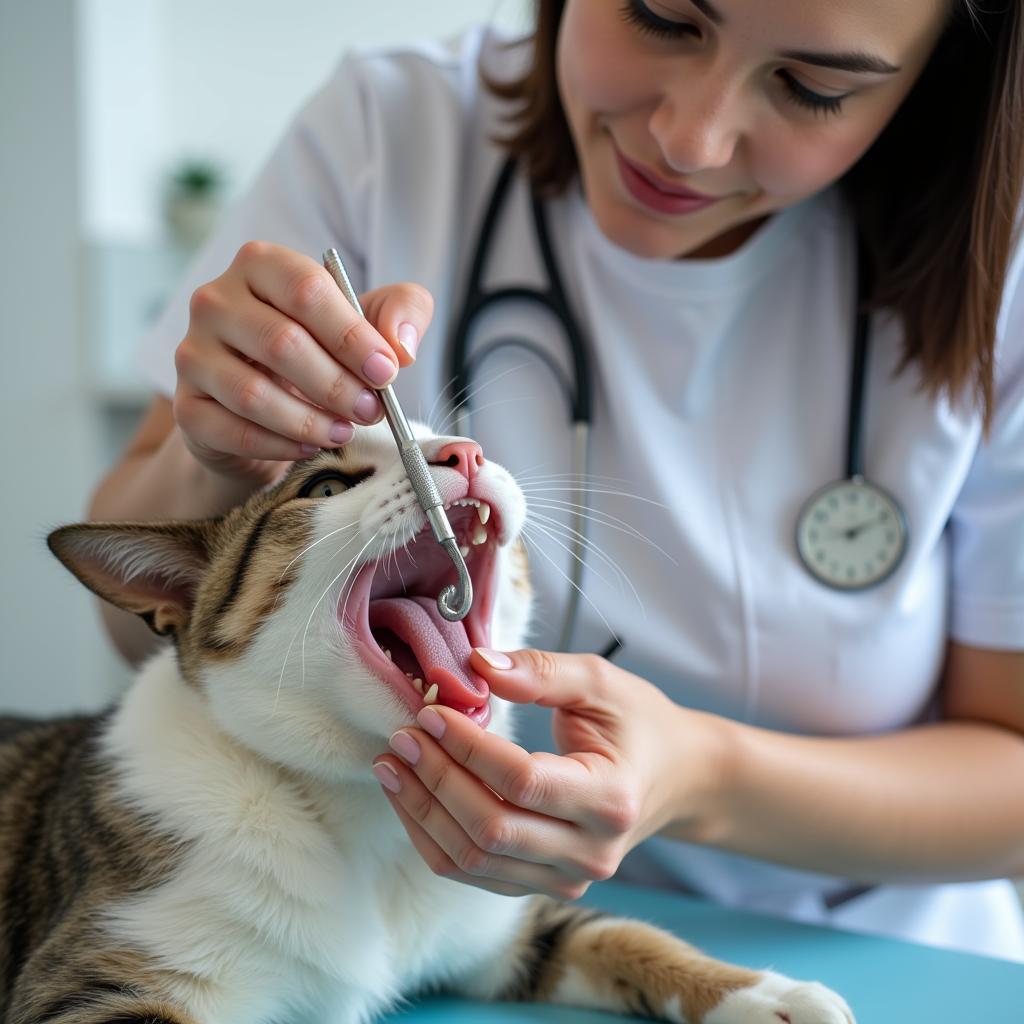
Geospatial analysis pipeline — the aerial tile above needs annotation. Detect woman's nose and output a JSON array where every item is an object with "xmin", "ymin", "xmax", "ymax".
[
  {"xmin": 649, "ymin": 74, "xmax": 743, "ymax": 173},
  {"xmin": 432, "ymin": 439, "xmax": 484, "ymax": 483}
]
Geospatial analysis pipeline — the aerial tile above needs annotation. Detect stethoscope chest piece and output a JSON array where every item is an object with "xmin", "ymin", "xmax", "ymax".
[
  {"xmin": 794, "ymin": 235, "xmax": 909, "ymax": 592},
  {"xmin": 795, "ymin": 475, "xmax": 908, "ymax": 590}
]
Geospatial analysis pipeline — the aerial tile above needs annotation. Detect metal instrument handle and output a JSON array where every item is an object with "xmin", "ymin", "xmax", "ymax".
[{"xmin": 322, "ymin": 249, "xmax": 472, "ymax": 621}]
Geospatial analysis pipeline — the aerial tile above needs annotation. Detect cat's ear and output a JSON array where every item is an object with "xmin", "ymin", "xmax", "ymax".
[{"xmin": 47, "ymin": 521, "xmax": 214, "ymax": 636}]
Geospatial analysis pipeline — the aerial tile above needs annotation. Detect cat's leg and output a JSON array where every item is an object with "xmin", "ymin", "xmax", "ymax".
[
  {"xmin": 8, "ymin": 984, "xmax": 197, "ymax": 1024},
  {"xmin": 7, "ymin": 947, "xmax": 201, "ymax": 1024},
  {"xmin": 477, "ymin": 897, "xmax": 855, "ymax": 1024}
]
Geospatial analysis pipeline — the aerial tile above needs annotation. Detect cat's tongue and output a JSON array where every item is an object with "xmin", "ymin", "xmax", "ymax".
[{"xmin": 368, "ymin": 596, "xmax": 489, "ymax": 708}]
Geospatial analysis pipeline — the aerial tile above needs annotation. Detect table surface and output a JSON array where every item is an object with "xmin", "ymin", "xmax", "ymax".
[{"xmin": 379, "ymin": 880, "xmax": 1022, "ymax": 1022}]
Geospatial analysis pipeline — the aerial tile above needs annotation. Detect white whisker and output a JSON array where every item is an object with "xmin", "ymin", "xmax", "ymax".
[
  {"xmin": 272, "ymin": 530, "xmax": 372, "ymax": 713},
  {"xmin": 276, "ymin": 520, "xmax": 359, "ymax": 584},
  {"xmin": 270, "ymin": 521, "xmax": 361, "ymax": 617},
  {"xmin": 518, "ymin": 485, "xmax": 669, "ymax": 509},
  {"xmin": 522, "ymin": 520, "xmax": 622, "ymax": 600},
  {"xmin": 300, "ymin": 531, "xmax": 381, "ymax": 691},
  {"xmin": 424, "ymin": 371, "xmax": 461, "ymax": 433},
  {"xmin": 526, "ymin": 511, "xmax": 644, "ymax": 611},
  {"xmin": 520, "ymin": 532, "xmax": 621, "ymax": 648},
  {"xmin": 434, "ymin": 362, "xmax": 528, "ymax": 435},
  {"xmin": 525, "ymin": 498, "xmax": 678, "ymax": 564}
]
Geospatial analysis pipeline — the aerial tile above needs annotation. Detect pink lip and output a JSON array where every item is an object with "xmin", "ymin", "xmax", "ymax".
[{"xmin": 614, "ymin": 147, "xmax": 722, "ymax": 216}]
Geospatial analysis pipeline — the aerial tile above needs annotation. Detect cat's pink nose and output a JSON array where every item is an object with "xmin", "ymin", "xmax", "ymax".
[{"xmin": 433, "ymin": 439, "xmax": 484, "ymax": 483}]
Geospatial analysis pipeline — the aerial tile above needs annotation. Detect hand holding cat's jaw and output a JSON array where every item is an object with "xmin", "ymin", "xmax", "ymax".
[{"xmin": 369, "ymin": 647, "xmax": 698, "ymax": 901}]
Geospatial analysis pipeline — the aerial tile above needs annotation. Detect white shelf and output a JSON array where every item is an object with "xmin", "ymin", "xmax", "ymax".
[{"xmin": 83, "ymin": 236, "xmax": 185, "ymax": 409}]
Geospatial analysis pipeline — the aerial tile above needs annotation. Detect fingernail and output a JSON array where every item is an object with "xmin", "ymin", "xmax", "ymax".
[
  {"xmin": 362, "ymin": 351, "xmax": 397, "ymax": 387},
  {"xmin": 475, "ymin": 647, "xmax": 513, "ymax": 670},
  {"xmin": 417, "ymin": 706, "xmax": 446, "ymax": 739},
  {"xmin": 398, "ymin": 322, "xmax": 419, "ymax": 360},
  {"xmin": 389, "ymin": 730, "xmax": 421, "ymax": 766},
  {"xmin": 329, "ymin": 420, "xmax": 355, "ymax": 444},
  {"xmin": 372, "ymin": 762, "xmax": 401, "ymax": 793},
  {"xmin": 353, "ymin": 389, "xmax": 382, "ymax": 422},
  {"xmin": 300, "ymin": 444, "xmax": 320, "ymax": 456}
]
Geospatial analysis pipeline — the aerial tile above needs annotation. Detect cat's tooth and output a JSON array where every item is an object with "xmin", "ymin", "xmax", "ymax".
[
  {"xmin": 412, "ymin": 677, "xmax": 424, "ymax": 694},
  {"xmin": 423, "ymin": 683, "xmax": 439, "ymax": 705},
  {"xmin": 472, "ymin": 522, "xmax": 488, "ymax": 545},
  {"xmin": 477, "ymin": 502, "xmax": 490, "ymax": 525},
  {"xmin": 405, "ymin": 671, "xmax": 414, "ymax": 678},
  {"xmin": 384, "ymin": 649, "xmax": 392, "ymax": 661},
  {"xmin": 459, "ymin": 544, "xmax": 470, "ymax": 558}
]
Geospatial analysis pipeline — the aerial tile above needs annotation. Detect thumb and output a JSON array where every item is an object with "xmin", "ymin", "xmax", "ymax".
[
  {"xmin": 360, "ymin": 282, "xmax": 435, "ymax": 368},
  {"xmin": 470, "ymin": 647, "xmax": 600, "ymax": 708}
]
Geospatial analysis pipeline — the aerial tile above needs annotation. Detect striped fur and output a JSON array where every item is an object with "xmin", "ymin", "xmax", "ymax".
[{"xmin": 2, "ymin": 422, "xmax": 854, "ymax": 1024}]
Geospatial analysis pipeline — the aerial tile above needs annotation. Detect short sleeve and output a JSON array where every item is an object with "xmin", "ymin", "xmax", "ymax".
[
  {"xmin": 134, "ymin": 52, "xmax": 379, "ymax": 396},
  {"xmin": 949, "ymin": 238, "xmax": 1024, "ymax": 649}
]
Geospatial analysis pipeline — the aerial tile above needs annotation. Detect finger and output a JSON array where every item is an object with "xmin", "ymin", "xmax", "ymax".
[
  {"xmin": 374, "ymin": 778, "xmax": 536, "ymax": 898},
  {"xmin": 204, "ymin": 291, "xmax": 385, "ymax": 426},
  {"xmin": 233, "ymin": 242, "xmax": 400, "ymax": 389},
  {"xmin": 388, "ymin": 725, "xmax": 585, "ymax": 864},
  {"xmin": 413, "ymin": 704, "xmax": 601, "ymax": 824},
  {"xmin": 374, "ymin": 749, "xmax": 587, "ymax": 895},
  {"xmin": 174, "ymin": 387, "xmax": 331, "ymax": 462},
  {"xmin": 470, "ymin": 647, "xmax": 610, "ymax": 710},
  {"xmin": 360, "ymin": 282, "xmax": 435, "ymax": 367},
  {"xmin": 178, "ymin": 345, "xmax": 357, "ymax": 449}
]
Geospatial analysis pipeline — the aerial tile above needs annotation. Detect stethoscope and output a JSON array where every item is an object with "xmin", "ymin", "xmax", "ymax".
[{"xmin": 445, "ymin": 156, "xmax": 910, "ymax": 650}]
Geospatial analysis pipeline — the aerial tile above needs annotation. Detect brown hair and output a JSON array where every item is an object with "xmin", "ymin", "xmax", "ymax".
[{"xmin": 485, "ymin": 1, "xmax": 1024, "ymax": 430}]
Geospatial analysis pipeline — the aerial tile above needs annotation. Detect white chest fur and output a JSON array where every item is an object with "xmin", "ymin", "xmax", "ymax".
[{"xmin": 101, "ymin": 654, "xmax": 525, "ymax": 1024}]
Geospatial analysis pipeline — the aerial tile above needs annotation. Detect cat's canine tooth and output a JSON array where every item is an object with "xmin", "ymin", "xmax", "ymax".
[
  {"xmin": 459, "ymin": 544, "xmax": 470, "ymax": 558},
  {"xmin": 423, "ymin": 683, "xmax": 439, "ymax": 705},
  {"xmin": 477, "ymin": 502, "xmax": 490, "ymax": 525},
  {"xmin": 412, "ymin": 677, "xmax": 424, "ymax": 694},
  {"xmin": 472, "ymin": 522, "xmax": 488, "ymax": 545}
]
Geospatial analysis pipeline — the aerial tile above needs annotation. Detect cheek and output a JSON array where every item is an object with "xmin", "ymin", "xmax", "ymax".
[
  {"xmin": 753, "ymin": 123, "xmax": 885, "ymax": 202},
  {"xmin": 557, "ymin": 2, "xmax": 649, "ymax": 124}
]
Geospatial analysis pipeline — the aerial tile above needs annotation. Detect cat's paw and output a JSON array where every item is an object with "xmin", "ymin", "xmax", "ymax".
[{"xmin": 702, "ymin": 970, "xmax": 855, "ymax": 1024}]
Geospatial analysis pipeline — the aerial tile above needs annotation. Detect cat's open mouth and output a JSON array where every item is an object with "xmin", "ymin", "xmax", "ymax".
[{"xmin": 340, "ymin": 499, "xmax": 502, "ymax": 727}]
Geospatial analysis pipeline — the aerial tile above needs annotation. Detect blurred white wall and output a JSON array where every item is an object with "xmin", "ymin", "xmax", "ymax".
[
  {"xmin": 80, "ymin": 0, "xmax": 528, "ymax": 242},
  {"xmin": 1, "ymin": 0, "xmax": 527, "ymax": 716},
  {"xmin": 0, "ymin": 0, "xmax": 112, "ymax": 714}
]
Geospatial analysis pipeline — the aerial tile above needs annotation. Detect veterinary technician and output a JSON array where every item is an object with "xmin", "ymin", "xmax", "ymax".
[{"xmin": 90, "ymin": 1, "xmax": 1024, "ymax": 961}]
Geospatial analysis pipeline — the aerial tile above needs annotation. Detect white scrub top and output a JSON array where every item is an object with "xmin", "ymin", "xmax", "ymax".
[{"xmin": 136, "ymin": 27, "xmax": 1024, "ymax": 961}]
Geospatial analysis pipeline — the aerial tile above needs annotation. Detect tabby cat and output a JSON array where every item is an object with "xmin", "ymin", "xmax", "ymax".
[{"xmin": 0, "ymin": 422, "xmax": 854, "ymax": 1024}]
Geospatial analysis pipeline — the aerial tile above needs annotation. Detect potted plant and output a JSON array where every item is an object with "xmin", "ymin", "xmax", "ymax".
[{"xmin": 164, "ymin": 159, "xmax": 226, "ymax": 250}]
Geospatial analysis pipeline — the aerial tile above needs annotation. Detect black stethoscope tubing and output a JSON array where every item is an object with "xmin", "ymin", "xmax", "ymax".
[
  {"xmin": 446, "ymin": 157, "xmax": 596, "ymax": 651},
  {"xmin": 846, "ymin": 236, "xmax": 871, "ymax": 480},
  {"xmin": 448, "ymin": 157, "xmax": 592, "ymax": 425},
  {"xmin": 444, "ymin": 157, "xmax": 896, "ymax": 645}
]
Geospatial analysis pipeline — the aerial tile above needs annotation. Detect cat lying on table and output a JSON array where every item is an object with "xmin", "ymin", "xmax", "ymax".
[{"xmin": 0, "ymin": 421, "xmax": 854, "ymax": 1024}]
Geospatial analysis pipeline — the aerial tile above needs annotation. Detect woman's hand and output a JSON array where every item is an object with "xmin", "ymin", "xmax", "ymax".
[
  {"xmin": 371, "ymin": 649, "xmax": 727, "ymax": 900},
  {"xmin": 173, "ymin": 240, "xmax": 435, "ymax": 485}
]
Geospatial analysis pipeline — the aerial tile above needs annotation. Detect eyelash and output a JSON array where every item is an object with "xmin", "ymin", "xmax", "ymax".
[
  {"xmin": 618, "ymin": 0, "xmax": 849, "ymax": 117},
  {"xmin": 777, "ymin": 71, "xmax": 847, "ymax": 116}
]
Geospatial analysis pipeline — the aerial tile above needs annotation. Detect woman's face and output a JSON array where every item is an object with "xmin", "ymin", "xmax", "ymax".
[{"xmin": 556, "ymin": 0, "xmax": 949, "ymax": 260}]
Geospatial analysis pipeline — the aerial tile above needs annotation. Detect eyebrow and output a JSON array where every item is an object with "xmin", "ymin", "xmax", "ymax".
[
  {"xmin": 684, "ymin": 0, "xmax": 901, "ymax": 75},
  {"xmin": 779, "ymin": 50, "xmax": 902, "ymax": 75}
]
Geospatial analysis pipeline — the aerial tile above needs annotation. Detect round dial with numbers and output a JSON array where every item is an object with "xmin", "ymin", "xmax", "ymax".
[{"xmin": 795, "ymin": 477, "xmax": 908, "ymax": 590}]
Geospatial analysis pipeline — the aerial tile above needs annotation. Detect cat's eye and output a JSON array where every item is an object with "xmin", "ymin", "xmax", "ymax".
[{"xmin": 298, "ymin": 469, "xmax": 374, "ymax": 499}]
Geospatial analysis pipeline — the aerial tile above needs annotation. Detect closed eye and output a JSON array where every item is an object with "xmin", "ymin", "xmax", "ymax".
[
  {"xmin": 298, "ymin": 469, "xmax": 375, "ymax": 499},
  {"xmin": 621, "ymin": 0, "xmax": 700, "ymax": 40}
]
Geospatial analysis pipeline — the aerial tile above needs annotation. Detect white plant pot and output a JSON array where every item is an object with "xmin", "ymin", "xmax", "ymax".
[{"xmin": 165, "ymin": 193, "xmax": 221, "ymax": 249}]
